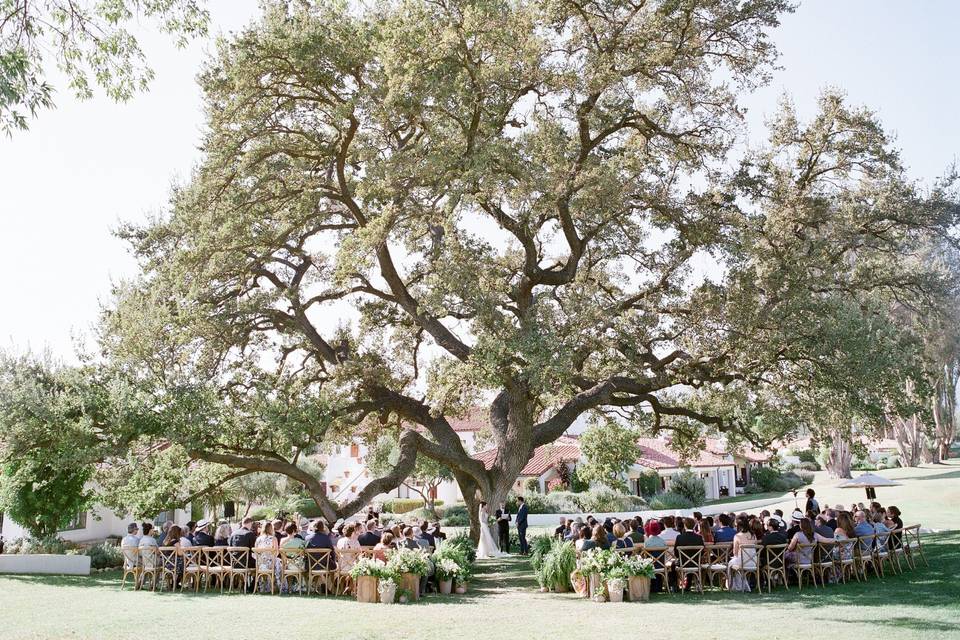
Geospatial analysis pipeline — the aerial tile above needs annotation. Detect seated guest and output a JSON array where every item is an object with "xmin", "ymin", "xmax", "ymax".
[
  {"xmin": 430, "ymin": 522, "xmax": 446, "ymax": 542},
  {"xmin": 373, "ymin": 532, "xmax": 395, "ymax": 561},
  {"xmin": 887, "ymin": 505, "xmax": 903, "ymax": 530},
  {"xmin": 823, "ymin": 508, "xmax": 838, "ymax": 531},
  {"xmin": 872, "ymin": 512, "xmax": 891, "ymax": 549},
  {"xmin": 156, "ymin": 520, "xmax": 173, "ymax": 546},
  {"xmin": 336, "ymin": 523, "xmax": 363, "ymax": 570},
  {"xmin": 760, "ymin": 517, "xmax": 788, "ymax": 571},
  {"xmin": 833, "ymin": 512, "xmax": 856, "ymax": 561},
  {"xmin": 628, "ymin": 517, "xmax": 644, "ymax": 544},
  {"xmin": 603, "ymin": 518, "xmax": 616, "ymax": 544},
  {"xmin": 786, "ymin": 517, "xmax": 815, "ymax": 566},
  {"xmin": 659, "ymin": 516, "xmax": 679, "ymax": 544},
  {"xmin": 214, "ymin": 522, "xmax": 232, "ymax": 546},
  {"xmin": 713, "ymin": 514, "xmax": 735, "ymax": 543},
  {"xmin": 612, "ymin": 523, "xmax": 633, "ymax": 549},
  {"xmin": 576, "ymin": 525, "xmax": 594, "ymax": 552},
  {"xmin": 592, "ymin": 524, "xmax": 610, "ymax": 550},
  {"xmin": 280, "ymin": 522, "xmax": 305, "ymax": 549},
  {"xmin": 228, "ymin": 517, "xmax": 257, "ymax": 567},
  {"xmin": 813, "ymin": 513, "xmax": 833, "ymax": 540},
  {"xmin": 853, "ymin": 510, "xmax": 875, "ymax": 554},
  {"xmin": 566, "ymin": 522, "xmax": 580, "ymax": 542},
  {"xmin": 256, "ymin": 521, "xmax": 278, "ymax": 550},
  {"xmin": 162, "ymin": 525, "xmax": 185, "ymax": 579},
  {"xmin": 272, "ymin": 519, "xmax": 285, "ymax": 544},
  {"xmin": 674, "ymin": 517, "xmax": 703, "ymax": 549},
  {"xmin": 121, "ymin": 522, "xmax": 141, "ymax": 549},
  {"xmin": 771, "ymin": 510, "xmax": 786, "ymax": 531},
  {"xmin": 643, "ymin": 520, "xmax": 666, "ymax": 549},
  {"xmin": 138, "ymin": 523, "xmax": 158, "ymax": 549},
  {"xmin": 193, "ymin": 519, "xmax": 215, "ymax": 546},
  {"xmin": 182, "ymin": 521, "xmax": 197, "ymax": 546},
  {"xmin": 728, "ymin": 518, "xmax": 759, "ymax": 591},
  {"xmin": 700, "ymin": 522, "xmax": 715, "ymax": 544},
  {"xmin": 399, "ymin": 526, "xmax": 424, "ymax": 550},
  {"xmin": 554, "ymin": 517, "xmax": 569, "ymax": 539},
  {"xmin": 786, "ymin": 510, "xmax": 804, "ymax": 539},
  {"xmin": 305, "ymin": 520, "xmax": 336, "ymax": 570},
  {"xmin": 417, "ymin": 521, "xmax": 435, "ymax": 548},
  {"xmin": 358, "ymin": 520, "xmax": 381, "ymax": 547},
  {"xmin": 749, "ymin": 516, "xmax": 764, "ymax": 541}
]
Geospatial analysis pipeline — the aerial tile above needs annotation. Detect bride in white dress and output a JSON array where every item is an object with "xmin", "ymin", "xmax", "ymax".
[{"xmin": 476, "ymin": 501, "xmax": 509, "ymax": 559}]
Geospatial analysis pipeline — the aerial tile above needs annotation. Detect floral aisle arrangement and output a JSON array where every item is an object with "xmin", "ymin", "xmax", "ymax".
[
  {"xmin": 534, "ymin": 538, "xmax": 577, "ymax": 593},
  {"xmin": 349, "ymin": 557, "xmax": 389, "ymax": 603},
  {"xmin": 387, "ymin": 547, "xmax": 430, "ymax": 601},
  {"xmin": 574, "ymin": 549, "xmax": 653, "ymax": 603},
  {"xmin": 432, "ymin": 536, "xmax": 476, "ymax": 595},
  {"xmin": 377, "ymin": 577, "xmax": 398, "ymax": 604}
]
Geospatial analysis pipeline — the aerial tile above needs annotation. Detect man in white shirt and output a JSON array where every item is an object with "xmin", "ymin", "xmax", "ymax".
[
  {"xmin": 120, "ymin": 522, "xmax": 141, "ymax": 548},
  {"xmin": 138, "ymin": 523, "xmax": 158, "ymax": 548},
  {"xmin": 659, "ymin": 515, "xmax": 680, "ymax": 544}
]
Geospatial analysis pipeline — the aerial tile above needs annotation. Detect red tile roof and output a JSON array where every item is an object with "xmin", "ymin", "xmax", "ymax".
[
  {"xmin": 635, "ymin": 438, "xmax": 731, "ymax": 469},
  {"xmin": 473, "ymin": 436, "xmax": 581, "ymax": 477},
  {"xmin": 704, "ymin": 438, "xmax": 772, "ymax": 463}
]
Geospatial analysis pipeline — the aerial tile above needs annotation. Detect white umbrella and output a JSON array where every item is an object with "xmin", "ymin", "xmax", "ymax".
[{"xmin": 837, "ymin": 472, "xmax": 902, "ymax": 499}]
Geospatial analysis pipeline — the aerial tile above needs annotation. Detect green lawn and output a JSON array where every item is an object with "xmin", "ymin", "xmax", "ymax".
[
  {"xmin": 1, "ymin": 532, "xmax": 957, "ymax": 640},
  {"xmin": 2, "ymin": 459, "xmax": 958, "ymax": 640}
]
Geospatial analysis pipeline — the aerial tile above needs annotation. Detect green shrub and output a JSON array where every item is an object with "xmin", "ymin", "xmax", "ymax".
[
  {"xmin": 529, "ymin": 534, "xmax": 555, "ymax": 573},
  {"xmin": 6, "ymin": 536, "xmax": 74, "ymax": 555},
  {"xmin": 796, "ymin": 449, "xmax": 821, "ymax": 470},
  {"xmin": 668, "ymin": 470, "xmax": 706, "ymax": 506},
  {"xmin": 439, "ymin": 503, "xmax": 470, "ymax": 527},
  {"xmin": 381, "ymin": 498, "xmax": 443, "ymax": 514},
  {"xmin": 443, "ymin": 532, "xmax": 476, "ymax": 565},
  {"xmin": 749, "ymin": 466, "xmax": 783, "ymax": 492},
  {"xmin": 537, "ymin": 539, "xmax": 576, "ymax": 590},
  {"xmin": 84, "ymin": 542, "xmax": 123, "ymax": 569},
  {"xmin": 792, "ymin": 461, "xmax": 819, "ymax": 472},
  {"xmin": 569, "ymin": 467, "xmax": 590, "ymax": 493},
  {"xmin": 648, "ymin": 491, "xmax": 693, "ymax": 510},
  {"xmin": 575, "ymin": 487, "xmax": 647, "ymax": 513},
  {"xmin": 523, "ymin": 477, "xmax": 541, "ymax": 493},
  {"xmin": 634, "ymin": 470, "xmax": 661, "ymax": 497}
]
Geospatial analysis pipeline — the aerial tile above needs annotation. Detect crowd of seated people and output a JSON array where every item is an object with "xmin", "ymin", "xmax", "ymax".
[
  {"xmin": 560, "ymin": 493, "xmax": 916, "ymax": 593},
  {"xmin": 120, "ymin": 508, "xmax": 447, "ymax": 594}
]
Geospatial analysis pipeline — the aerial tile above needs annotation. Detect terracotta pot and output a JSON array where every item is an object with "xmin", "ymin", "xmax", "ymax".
[
  {"xmin": 379, "ymin": 584, "xmax": 397, "ymax": 604},
  {"xmin": 400, "ymin": 573, "xmax": 420, "ymax": 601},
  {"xmin": 627, "ymin": 576, "xmax": 651, "ymax": 602},
  {"xmin": 607, "ymin": 580, "xmax": 625, "ymax": 603},
  {"xmin": 439, "ymin": 579, "xmax": 453, "ymax": 594},
  {"xmin": 355, "ymin": 576, "xmax": 378, "ymax": 603}
]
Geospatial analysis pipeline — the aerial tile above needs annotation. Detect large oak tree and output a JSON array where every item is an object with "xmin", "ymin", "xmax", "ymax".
[{"xmin": 88, "ymin": 0, "xmax": 958, "ymax": 534}]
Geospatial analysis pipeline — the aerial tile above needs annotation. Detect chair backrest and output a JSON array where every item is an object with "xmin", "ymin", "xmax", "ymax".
[
  {"xmin": 226, "ymin": 546, "xmax": 250, "ymax": 569},
  {"xmin": 674, "ymin": 545, "xmax": 703, "ymax": 570},
  {"xmin": 888, "ymin": 529, "xmax": 906, "ymax": 552},
  {"xmin": 121, "ymin": 546, "xmax": 140, "ymax": 570},
  {"xmin": 856, "ymin": 533, "xmax": 876, "ymax": 557},
  {"xmin": 638, "ymin": 546, "xmax": 667, "ymax": 571},
  {"xmin": 306, "ymin": 548, "xmax": 334, "ymax": 572},
  {"xmin": 815, "ymin": 541, "xmax": 836, "ymax": 565},
  {"xmin": 140, "ymin": 546, "xmax": 159, "ymax": 570},
  {"xmin": 336, "ymin": 547, "xmax": 362, "ymax": 570},
  {"xmin": 763, "ymin": 543, "xmax": 787, "ymax": 569},
  {"xmin": 158, "ymin": 546, "xmax": 178, "ymax": 569},
  {"xmin": 874, "ymin": 529, "xmax": 890, "ymax": 551},
  {"xmin": 706, "ymin": 543, "xmax": 732, "ymax": 564},
  {"xmin": 182, "ymin": 547, "xmax": 203, "ymax": 569},
  {"xmin": 739, "ymin": 544, "xmax": 760, "ymax": 569},
  {"xmin": 253, "ymin": 547, "xmax": 277, "ymax": 572},
  {"xmin": 835, "ymin": 537, "xmax": 856, "ymax": 561},
  {"xmin": 280, "ymin": 547, "xmax": 306, "ymax": 572},
  {"xmin": 795, "ymin": 542, "xmax": 816, "ymax": 566},
  {"xmin": 203, "ymin": 547, "xmax": 225, "ymax": 567}
]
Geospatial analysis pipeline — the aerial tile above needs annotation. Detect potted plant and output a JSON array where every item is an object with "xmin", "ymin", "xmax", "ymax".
[
  {"xmin": 605, "ymin": 565, "xmax": 628, "ymax": 603},
  {"xmin": 397, "ymin": 587, "xmax": 412, "ymax": 604},
  {"xmin": 579, "ymin": 548, "xmax": 614, "ymax": 601},
  {"xmin": 387, "ymin": 548, "xmax": 430, "ymax": 602},
  {"xmin": 377, "ymin": 576, "xmax": 398, "ymax": 604},
  {"xmin": 621, "ymin": 555, "xmax": 655, "ymax": 602},
  {"xmin": 349, "ymin": 557, "xmax": 387, "ymax": 603},
  {"xmin": 436, "ymin": 557, "xmax": 461, "ymax": 594},
  {"xmin": 541, "ymin": 540, "xmax": 576, "ymax": 592}
]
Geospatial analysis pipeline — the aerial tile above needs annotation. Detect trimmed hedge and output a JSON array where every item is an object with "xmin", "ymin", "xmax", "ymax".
[{"xmin": 380, "ymin": 498, "xmax": 443, "ymax": 514}]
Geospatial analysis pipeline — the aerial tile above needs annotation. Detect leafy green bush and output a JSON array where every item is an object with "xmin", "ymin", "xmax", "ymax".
[
  {"xmin": 443, "ymin": 532, "xmax": 477, "ymax": 565},
  {"xmin": 668, "ymin": 470, "xmax": 706, "ymax": 506},
  {"xmin": 6, "ymin": 536, "xmax": 74, "ymax": 555},
  {"xmin": 529, "ymin": 534, "xmax": 555, "ymax": 574},
  {"xmin": 381, "ymin": 498, "xmax": 443, "ymax": 514},
  {"xmin": 647, "ymin": 491, "xmax": 694, "ymax": 510},
  {"xmin": 83, "ymin": 542, "xmax": 123, "ymax": 569},
  {"xmin": 796, "ymin": 449, "xmax": 821, "ymax": 470},
  {"xmin": 537, "ymin": 539, "xmax": 576, "ymax": 590},
  {"xmin": 440, "ymin": 504, "xmax": 470, "ymax": 527},
  {"xmin": 750, "ymin": 466, "xmax": 783, "ymax": 492},
  {"xmin": 575, "ymin": 487, "xmax": 647, "ymax": 513},
  {"xmin": 634, "ymin": 470, "xmax": 661, "ymax": 497},
  {"xmin": 749, "ymin": 467, "xmax": 811, "ymax": 492}
]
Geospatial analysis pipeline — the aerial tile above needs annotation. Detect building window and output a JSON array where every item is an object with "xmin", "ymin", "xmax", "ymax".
[
  {"xmin": 350, "ymin": 443, "xmax": 360, "ymax": 458},
  {"xmin": 62, "ymin": 511, "xmax": 88, "ymax": 531}
]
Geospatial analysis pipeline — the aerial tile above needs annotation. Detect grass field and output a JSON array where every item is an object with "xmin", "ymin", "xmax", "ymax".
[{"xmin": 2, "ymin": 459, "xmax": 958, "ymax": 640}]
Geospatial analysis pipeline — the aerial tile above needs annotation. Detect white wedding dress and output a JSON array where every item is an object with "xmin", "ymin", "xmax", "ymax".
[{"xmin": 476, "ymin": 506, "xmax": 509, "ymax": 559}]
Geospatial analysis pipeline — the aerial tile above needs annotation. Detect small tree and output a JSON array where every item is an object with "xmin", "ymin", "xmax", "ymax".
[
  {"xmin": 0, "ymin": 458, "xmax": 92, "ymax": 539},
  {"xmin": 669, "ymin": 469, "xmax": 707, "ymax": 506},
  {"xmin": 368, "ymin": 434, "xmax": 453, "ymax": 516},
  {"xmin": 576, "ymin": 420, "xmax": 641, "ymax": 492}
]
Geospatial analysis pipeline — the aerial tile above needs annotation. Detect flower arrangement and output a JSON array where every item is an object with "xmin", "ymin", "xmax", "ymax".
[
  {"xmin": 578, "ymin": 548, "xmax": 620, "ymax": 577},
  {"xmin": 433, "ymin": 539, "xmax": 474, "ymax": 582},
  {"xmin": 435, "ymin": 557, "xmax": 463, "ymax": 582},
  {"xmin": 387, "ymin": 547, "xmax": 430, "ymax": 576},
  {"xmin": 619, "ymin": 555, "xmax": 655, "ymax": 579},
  {"xmin": 377, "ymin": 577, "xmax": 397, "ymax": 595},
  {"xmin": 349, "ymin": 556, "xmax": 389, "ymax": 579}
]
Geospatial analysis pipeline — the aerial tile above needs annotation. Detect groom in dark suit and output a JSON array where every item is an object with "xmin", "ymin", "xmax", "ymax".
[
  {"xmin": 516, "ymin": 496, "xmax": 529, "ymax": 555},
  {"xmin": 494, "ymin": 503, "xmax": 511, "ymax": 553}
]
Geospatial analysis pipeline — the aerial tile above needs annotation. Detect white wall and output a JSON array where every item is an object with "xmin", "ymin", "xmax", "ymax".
[{"xmin": 2, "ymin": 505, "xmax": 191, "ymax": 544}]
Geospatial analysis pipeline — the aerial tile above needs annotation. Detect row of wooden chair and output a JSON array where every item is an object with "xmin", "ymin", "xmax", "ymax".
[
  {"xmin": 121, "ymin": 546, "xmax": 379, "ymax": 596},
  {"xmin": 587, "ymin": 524, "xmax": 926, "ymax": 594}
]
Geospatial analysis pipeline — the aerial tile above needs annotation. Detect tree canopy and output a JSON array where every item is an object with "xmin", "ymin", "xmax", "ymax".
[
  {"xmin": 3, "ymin": 0, "xmax": 958, "ymax": 536},
  {"xmin": 0, "ymin": 0, "xmax": 208, "ymax": 132}
]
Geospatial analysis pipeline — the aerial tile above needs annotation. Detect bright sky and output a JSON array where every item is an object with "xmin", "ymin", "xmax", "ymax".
[{"xmin": 1, "ymin": 0, "xmax": 958, "ymax": 361}]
